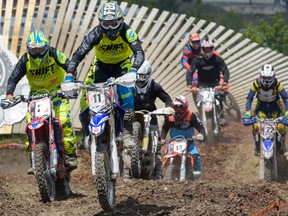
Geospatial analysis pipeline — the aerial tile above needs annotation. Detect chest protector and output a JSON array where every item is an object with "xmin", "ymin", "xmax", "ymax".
[
  {"xmin": 168, "ymin": 111, "xmax": 195, "ymax": 139},
  {"xmin": 26, "ymin": 52, "xmax": 65, "ymax": 92},
  {"xmin": 94, "ymin": 28, "xmax": 136, "ymax": 64},
  {"xmin": 255, "ymin": 80, "xmax": 280, "ymax": 103}
]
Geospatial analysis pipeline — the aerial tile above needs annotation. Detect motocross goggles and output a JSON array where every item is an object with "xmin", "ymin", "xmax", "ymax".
[
  {"xmin": 261, "ymin": 76, "xmax": 274, "ymax": 81},
  {"xmin": 202, "ymin": 47, "xmax": 213, "ymax": 53},
  {"xmin": 191, "ymin": 40, "xmax": 200, "ymax": 45},
  {"xmin": 100, "ymin": 19, "xmax": 122, "ymax": 30},
  {"xmin": 137, "ymin": 74, "xmax": 150, "ymax": 82},
  {"xmin": 27, "ymin": 46, "xmax": 48, "ymax": 56}
]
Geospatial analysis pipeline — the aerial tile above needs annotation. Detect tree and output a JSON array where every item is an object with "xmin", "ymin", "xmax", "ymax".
[{"xmin": 242, "ymin": 13, "xmax": 288, "ymax": 56}]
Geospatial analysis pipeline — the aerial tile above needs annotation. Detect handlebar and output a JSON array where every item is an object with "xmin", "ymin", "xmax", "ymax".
[
  {"xmin": 1, "ymin": 92, "xmax": 70, "ymax": 109},
  {"xmin": 186, "ymin": 85, "xmax": 230, "ymax": 93},
  {"xmin": 242, "ymin": 116, "xmax": 288, "ymax": 126}
]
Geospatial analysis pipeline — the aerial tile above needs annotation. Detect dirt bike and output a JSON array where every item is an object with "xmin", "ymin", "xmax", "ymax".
[
  {"xmin": 242, "ymin": 116, "xmax": 288, "ymax": 181},
  {"xmin": 1, "ymin": 91, "xmax": 72, "ymax": 203},
  {"xmin": 196, "ymin": 85, "xmax": 240, "ymax": 144},
  {"xmin": 131, "ymin": 107, "xmax": 174, "ymax": 179},
  {"xmin": 162, "ymin": 134, "xmax": 204, "ymax": 181},
  {"xmin": 61, "ymin": 72, "xmax": 136, "ymax": 211}
]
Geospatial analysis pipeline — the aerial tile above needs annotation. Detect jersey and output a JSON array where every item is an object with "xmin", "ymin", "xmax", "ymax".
[
  {"xmin": 245, "ymin": 78, "xmax": 288, "ymax": 111},
  {"xmin": 67, "ymin": 23, "xmax": 144, "ymax": 73},
  {"xmin": 6, "ymin": 47, "xmax": 68, "ymax": 94}
]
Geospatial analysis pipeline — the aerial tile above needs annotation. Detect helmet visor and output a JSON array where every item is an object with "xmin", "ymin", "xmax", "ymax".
[
  {"xmin": 28, "ymin": 46, "xmax": 48, "ymax": 56},
  {"xmin": 137, "ymin": 74, "xmax": 149, "ymax": 82},
  {"xmin": 100, "ymin": 20, "xmax": 122, "ymax": 30}
]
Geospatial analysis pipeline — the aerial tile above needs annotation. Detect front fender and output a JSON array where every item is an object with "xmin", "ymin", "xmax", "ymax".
[
  {"xmin": 262, "ymin": 139, "xmax": 274, "ymax": 159},
  {"xmin": 89, "ymin": 113, "xmax": 109, "ymax": 136},
  {"xmin": 162, "ymin": 153, "xmax": 181, "ymax": 168}
]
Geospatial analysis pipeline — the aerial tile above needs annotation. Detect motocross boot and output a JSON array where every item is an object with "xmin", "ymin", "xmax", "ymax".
[
  {"xmin": 78, "ymin": 109, "xmax": 90, "ymax": 150},
  {"xmin": 281, "ymin": 134, "xmax": 288, "ymax": 157},
  {"xmin": 152, "ymin": 154, "xmax": 163, "ymax": 180},
  {"xmin": 122, "ymin": 166, "xmax": 131, "ymax": 179},
  {"xmin": 254, "ymin": 134, "xmax": 260, "ymax": 156},
  {"xmin": 65, "ymin": 152, "xmax": 78, "ymax": 171},
  {"xmin": 124, "ymin": 109, "xmax": 134, "ymax": 132},
  {"xmin": 192, "ymin": 154, "xmax": 202, "ymax": 180},
  {"xmin": 27, "ymin": 156, "xmax": 34, "ymax": 175},
  {"xmin": 219, "ymin": 111, "xmax": 226, "ymax": 126}
]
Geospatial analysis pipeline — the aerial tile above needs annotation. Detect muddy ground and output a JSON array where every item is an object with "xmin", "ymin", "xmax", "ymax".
[{"xmin": 1, "ymin": 122, "xmax": 288, "ymax": 216}]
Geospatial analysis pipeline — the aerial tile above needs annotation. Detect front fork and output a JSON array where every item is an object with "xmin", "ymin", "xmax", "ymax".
[
  {"xmin": 91, "ymin": 117, "xmax": 120, "ymax": 178},
  {"xmin": 180, "ymin": 154, "xmax": 187, "ymax": 182}
]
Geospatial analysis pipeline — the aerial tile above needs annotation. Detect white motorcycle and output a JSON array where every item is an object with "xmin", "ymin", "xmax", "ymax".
[
  {"xmin": 61, "ymin": 72, "xmax": 136, "ymax": 211},
  {"xmin": 131, "ymin": 107, "xmax": 174, "ymax": 179}
]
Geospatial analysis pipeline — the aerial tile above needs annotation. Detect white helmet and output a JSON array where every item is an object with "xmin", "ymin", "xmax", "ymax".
[
  {"xmin": 201, "ymin": 39, "xmax": 214, "ymax": 60},
  {"xmin": 260, "ymin": 64, "xmax": 276, "ymax": 88},
  {"xmin": 135, "ymin": 60, "xmax": 152, "ymax": 93}
]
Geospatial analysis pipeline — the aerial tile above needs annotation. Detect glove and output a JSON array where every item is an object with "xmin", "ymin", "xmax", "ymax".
[
  {"xmin": 129, "ymin": 68, "xmax": 137, "ymax": 73},
  {"xmin": 285, "ymin": 111, "xmax": 288, "ymax": 119},
  {"xmin": 185, "ymin": 85, "xmax": 193, "ymax": 92},
  {"xmin": 6, "ymin": 94, "xmax": 14, "ymax": 100},
  {"xmin": 243, "ymin": 111, "xmax": 251, "ymax": 119},
  {"xmin": 64, "ymin": 75, "xmax": 74, "ymax": 83}
]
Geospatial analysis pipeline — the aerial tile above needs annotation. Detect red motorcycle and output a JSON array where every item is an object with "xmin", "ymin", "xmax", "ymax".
[{"xmin": 1, "ymin": 90, "xmax": 72, "ymax": 202}]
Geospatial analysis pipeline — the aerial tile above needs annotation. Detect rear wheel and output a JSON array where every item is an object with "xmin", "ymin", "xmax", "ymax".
[
  {"xmin": 95, "ymin": 150, "xmax": 116, "ymax": 211},
  {"xmin": 223, "ymin": 91, "xmax": 241, "ymax": 122},
  {"xmin": 34, "ymin": 141, "xmax": 55, "ymax": 203}
]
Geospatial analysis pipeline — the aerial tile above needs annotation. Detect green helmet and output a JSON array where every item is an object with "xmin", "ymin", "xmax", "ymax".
[
  {"xmin": 26, "ymin": 30, "xmax": 49, "ymax": 65},
  {"xmin": 98, "ymin": 2, "xmax": 123, "ymax": 40}
]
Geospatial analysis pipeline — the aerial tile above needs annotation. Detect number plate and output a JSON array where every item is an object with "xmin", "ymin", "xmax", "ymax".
[
  {"xmin": 170, "ymin": 141, "xmax": 187, "ymax": 154},
  {"xmin": 29, "ymin": 97, "xmax": 51, "ymax": 118}
]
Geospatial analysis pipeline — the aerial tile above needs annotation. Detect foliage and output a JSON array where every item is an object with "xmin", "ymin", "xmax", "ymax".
[{"xmin": 242, "ymin": 12, "xmax": 288, "ymax": 55}]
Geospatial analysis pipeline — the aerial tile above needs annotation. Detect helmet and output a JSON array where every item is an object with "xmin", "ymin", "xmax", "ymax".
[
  {"xmin": 98, "ymin": 2, "xmax": 123, "ymax": 40},
  {"xmin": 201, "ymin": 39, "xmax": 214, "ymax": 60},
  {"xmin": 260, "ymin": 64, "xmax": 276, "ymax": 88},
  {"xmin": 172, "ymin": 95, "xmax": 189, "ymax": 119},
  {"xmin": 135, "ymin": 60, "xmax": 152, "ymax": 93},
  {"xmin": 188, "ymin": 32, "xmax": 201, "ymax": 50},
  {"xmin": 26, "ymin": 30, "xmax": 49, "ymax": 65}
]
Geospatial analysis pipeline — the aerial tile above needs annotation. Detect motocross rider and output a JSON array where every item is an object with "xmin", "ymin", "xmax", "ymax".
[
  {"xmin": 66, "ymin": 2, "xmax": 145, "ymax": 156},
  {"xmin": 129, "ymin": 59, "xmax": 172, "ymax": 180},
  {"xmin": 181, "ymin": 33, "xmax": 221, "ymax": 107},
  {"xmin": 5, "ymin": 30, "xmax": 78, "ymax": 174},
  {"xmin": 243, "ymin": 64, "xmax": 288, "ymax": 156},
  {"xmin": 160, "ymin": 95, "xmax": 205, "ymax": 179},
  {"xmin": 185, "ymin": 39, "xmax": 229, "ymax": 125}
]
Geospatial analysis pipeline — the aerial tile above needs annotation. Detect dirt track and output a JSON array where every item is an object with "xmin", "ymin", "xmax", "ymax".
[{"xmin": 1, "ymin": 122, "xmax": 288, "ymax": 215}]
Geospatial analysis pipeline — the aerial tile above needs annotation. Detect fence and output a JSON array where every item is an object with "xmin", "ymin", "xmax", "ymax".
[{"xmin": 1, "ymin": 0, "xmax": 288, "ymax": 134}]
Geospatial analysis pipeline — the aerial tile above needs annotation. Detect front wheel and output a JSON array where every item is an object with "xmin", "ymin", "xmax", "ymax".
[
  {"xmin": 163, "ymin": 157, "xmax": 180, "ymax": 181},
  {"xmin": 131, "ymin": 121, "xmax": 142, "ymax": 178},
  {"xmin": 95, "ymin": 150, "xmax": 116, "ymax": 211},
  {"xmin": 34, "ymin": 141, "xmax": 55, "ymax": 203}
]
